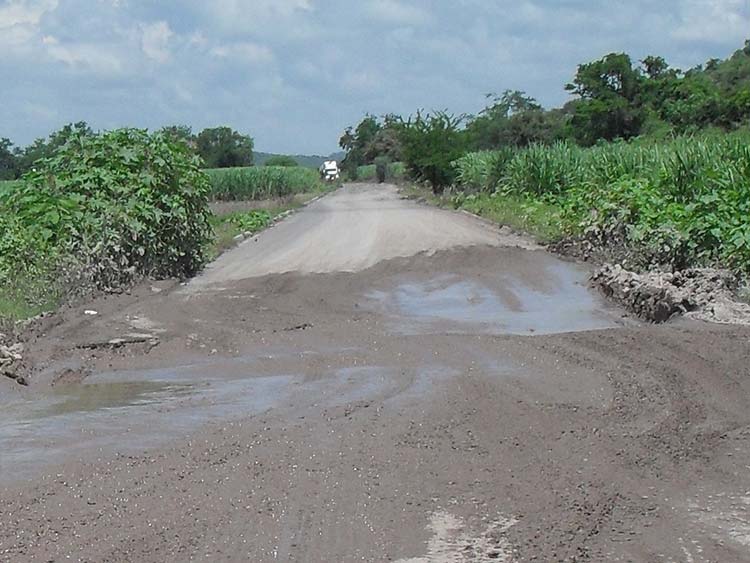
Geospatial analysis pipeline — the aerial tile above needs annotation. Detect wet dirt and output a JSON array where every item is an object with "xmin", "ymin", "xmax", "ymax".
[
  {"xmin": 368, "ymin": 259, "xmax": 622, "ymax": 336},
  {"xmin": 2, "ymin": 184, "xmax": 750, "ymax": 562}
]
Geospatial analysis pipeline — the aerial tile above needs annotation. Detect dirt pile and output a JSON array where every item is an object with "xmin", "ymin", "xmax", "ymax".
[
  {"xmin": 0, "ymin": 333, "xmax": 24, "ymax": 384},
  {"xmin": 592, "ymin": 264, "xmax": 750, "ymax": 324}
]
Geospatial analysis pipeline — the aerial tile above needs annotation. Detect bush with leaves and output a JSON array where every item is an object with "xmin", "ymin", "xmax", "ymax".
[
  {"xmin": 7, "ymin": 128, "xmax": 212, "ymax": 288},
  {"xmin": 398, "ymin": 111, "xmax": 468, "ymax": 193}
]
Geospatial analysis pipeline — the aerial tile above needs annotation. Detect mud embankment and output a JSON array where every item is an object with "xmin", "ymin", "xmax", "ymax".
[{"xmin": 592, "ymin": 264, "xmax": 750, "ymax": 325}]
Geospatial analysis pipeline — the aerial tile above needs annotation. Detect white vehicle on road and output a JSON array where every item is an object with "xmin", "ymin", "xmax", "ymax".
[{"xmin": 320, "ymin": 160, "xmax": 340, "ymax": 182}]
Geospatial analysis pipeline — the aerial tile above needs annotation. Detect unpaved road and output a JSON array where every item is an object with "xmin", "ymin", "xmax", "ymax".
[
  {"xmin": 192, "ymin": 183, "xmax": 527, "ymax": 285},
  {"xmin": 2, "ymin": 184, "xmax": 750, "ymax": 562}
]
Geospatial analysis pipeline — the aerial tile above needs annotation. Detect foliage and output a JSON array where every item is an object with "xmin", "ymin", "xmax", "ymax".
[
  {"xmin": 264, "ymin": 155, "xmax": 299, "ymax": 167},
  {"xmin": 565, "ymin": 53, "xmax": 645, "ymax": 145},
  {"xmin": 453, "ymin": 192, "xmax": 566, "ymax": 244},
  {"xmin": 465, "ymin": 90, "xmax": 567, "ymax": 150},
  {"xmin": 339, "ymin": 114, "xmax": 403, "ymax": 178},
  {"xmin": 11, "ymin": 122, "xmax": 94, "ymax": 178},
  {"xmin": 398, "ymin": 111, "xmax": 468, "ymax": 193},
  {"xmin": 160, "ymin": 125, "xmax": 195, "ymax": 147},
  {"xmin": 5, "ymin": 128, "xmax": 212, "ymax": 289},
  {"xmin": 196, "ymin": 127, "xmax": 254, "ymax": 169},
  {"xmin": 205, "ymin": 166, "xmax": 326, "ymax": 200},
  {"xmin": 229, "ymin": 209, "xmax": 272, "ymax": 232},
  {"xmin": 453, "ymin": 132, "xmax": 750, "ymax": 271}
]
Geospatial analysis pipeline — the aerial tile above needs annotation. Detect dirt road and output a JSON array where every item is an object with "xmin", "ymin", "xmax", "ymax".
[{"xmin": 1, "ymin": 184, "xmax": 750, "ymax": 562}]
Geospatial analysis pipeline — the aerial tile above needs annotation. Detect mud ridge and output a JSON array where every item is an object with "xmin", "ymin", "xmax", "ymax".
[{"xmin": 592, "ymin": 263, "xmax": 750, "ymax": 324}]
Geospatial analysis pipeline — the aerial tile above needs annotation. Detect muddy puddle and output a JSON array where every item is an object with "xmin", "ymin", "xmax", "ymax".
[
  {"xmin": 368, "ymin": 260, "xmax": 624, "ymax": 335},
  {"xmin": 0, "ymin": 365, "xmax": 298, "ymax": 484},
  {"xmin": 0, "ymin": 358, "xmax": 444, "ymax": 485}
]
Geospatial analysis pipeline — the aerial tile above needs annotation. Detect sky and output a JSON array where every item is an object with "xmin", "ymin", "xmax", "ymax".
[{"xmin": 1, "ymin": 1, "xmax": 749, "ymax": 154}]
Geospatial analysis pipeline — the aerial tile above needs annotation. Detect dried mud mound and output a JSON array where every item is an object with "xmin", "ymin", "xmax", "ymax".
[
  {"xmin": 0, "ymin": 332, "xmax": 25, "ymax": 384},
  {"xmin": 592, "ymin": 264, "xmax": 750, "ymax": 324}
]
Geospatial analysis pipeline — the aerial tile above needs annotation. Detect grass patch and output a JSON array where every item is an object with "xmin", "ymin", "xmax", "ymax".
[
  {"xmin": 0, "ymin": 291, "xmax": 58, "ymax": 326},
  {"xmin": 458, "ymin": 193, "xmax": 566, "ymax": 243},
  {"xmin": 401, "ymin": 184, "xmax": 565, "ymax": 244}
]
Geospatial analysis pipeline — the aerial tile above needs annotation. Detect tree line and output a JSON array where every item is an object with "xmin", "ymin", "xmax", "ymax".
[
  {"xmin": 339, "ymin": 40, "xmax": 750, "ymax": 191},
  {"xmin": 0, "ymin": 124, "xmax": 256, "ymax": 180}
]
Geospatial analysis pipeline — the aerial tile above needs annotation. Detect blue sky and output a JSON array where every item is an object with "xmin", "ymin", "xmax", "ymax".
[{"xmin": 1, "ymin": 0, "xmax": 749, "ymax": 154}]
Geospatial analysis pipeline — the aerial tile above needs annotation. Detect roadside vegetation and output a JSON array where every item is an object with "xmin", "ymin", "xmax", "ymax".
[
  {"xmin": 0, "ymin": 129, "xmax": 211, "ymax": 327},
  {"xmin": 0, "ymin": 126, "xmax": 331, "ymax": 329},
  {"xmin": 206, "ymin": 166, "xmax": 328, "ymax": 200},
  {"xmin": 340, "ymin": 40, "xmax": 750, "ymax": 273}
]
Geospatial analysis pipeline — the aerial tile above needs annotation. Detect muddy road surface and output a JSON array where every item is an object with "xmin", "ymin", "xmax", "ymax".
[{"xmin": 2, "ymin": 183, "xmax": 750, "ymax": 562}]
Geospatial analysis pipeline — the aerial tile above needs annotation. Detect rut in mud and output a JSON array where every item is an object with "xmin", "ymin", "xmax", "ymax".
[{"xmin": 1, "ymin": 184, "xmax": 749, "ymax": 562}]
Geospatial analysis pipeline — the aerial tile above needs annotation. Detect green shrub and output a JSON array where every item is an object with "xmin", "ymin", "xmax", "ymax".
[
  {"xmin": 229, "ymin": 210, "xmax": 272, "ymax": 232},
  {"xmin": 399, "ymin": 111, "xmax": 468, "ymax": 193},
  {"xmin": 7, "ymin": 128, "xmax": 212, "ymax": 287},
  {"xmin": 206, "ymin": 166, "xmax": 325, "ymax": 200}
]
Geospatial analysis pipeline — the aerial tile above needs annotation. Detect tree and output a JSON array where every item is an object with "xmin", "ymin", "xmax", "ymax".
[
  {"xmin": 0, "ymin": 138, "xmax": 18, "ymax": 180},
  {"xmin": 398, "ymin": 111, "xmax": 468, "ymax": 194},
  {"xmin": 264, "ymin": 155, "xmax": 298, "ymax": 167},
  {"xmin": 196, "ymin": 127, "xmax": 254, "ymax": 169},
  {"xmin": 641, "ymin": 56, "xmax": 670, "ymax": 80},
  {"xmin": 566, "ymin": 53, "xmax": 645, "ymax": 144},
  {"xmin": 339, "ymin": 115, "xmax": 381, "ymax": 177},
  {"xmin": 160, "ymin": 125, "xmax": 195, "ymax": 148}
]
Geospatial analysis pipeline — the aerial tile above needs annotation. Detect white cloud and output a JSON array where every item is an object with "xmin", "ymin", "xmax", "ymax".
[
  {"xmin": 198, "ymin": 0, "xmax": 314, "ymax": 33},
  {"xmin": 140, "ymin": 21, "xmax": 173, "ymax": 63},
  {"xmin": 0, "ymin": 0, "xmax": 58, "ymax": 28},
  {"xmin": 671, "ymin": 0, "xmax": 750, "ymax": 42},
  {"xmin": 365, "ymin": 0, "xmax": 429, "ymax": 25},
  {"xmin": 210, "ymin": 42, "xmax": 274, "ymax": 65},
  {"xmin": 2, "ymin": 0, "xmax": 750, "ymax": 154},
  {"xmin": 42, "ymin": 35, "xmax": 125, "ymax": 75}
]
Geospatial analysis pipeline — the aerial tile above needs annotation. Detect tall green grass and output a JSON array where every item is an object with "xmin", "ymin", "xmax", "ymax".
[
  {"xmin": 205, "ymin": 166, "xmax": 327, "ymax": 201},
  {"xmin": 453, "ymin": 132, "xmax": 750, "ymax": 270}
]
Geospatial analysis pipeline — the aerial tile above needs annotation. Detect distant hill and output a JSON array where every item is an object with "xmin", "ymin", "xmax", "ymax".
[{"xmin": 254, "ymin": 151, "xmax": 346, "ymax": 168}]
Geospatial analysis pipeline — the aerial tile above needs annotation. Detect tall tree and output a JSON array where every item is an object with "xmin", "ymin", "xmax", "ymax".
[
  {"xmin": 196, "ymin": 127, "xmax": 254, "ymax": 168},
  {"xmin": 566, "ymin": 53, "xmax": 644, "ymax": 144}
]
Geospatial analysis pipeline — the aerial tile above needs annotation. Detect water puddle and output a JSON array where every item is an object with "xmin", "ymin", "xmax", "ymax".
[
  {"xmin": 369, "ymin": 260, "xmax": 622, "ymax": 335},
  {"xmin": 0, "ymin": 365, "xmax": 301, "ymax": 484},
  {"xmin": 0, "ymin": 358, "xmax": 413, "ymax": 485}
]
